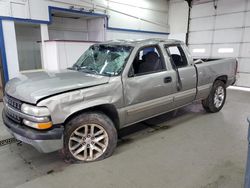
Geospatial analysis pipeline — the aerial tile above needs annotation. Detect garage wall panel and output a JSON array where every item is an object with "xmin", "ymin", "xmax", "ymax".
[
  {"xmin": 48, "ymin": 17, "xmax": 88, "ymax": 40},
  {"xmin": 106, "ymin": 11, "xmax": 140, "ymax": 30},
  {"xmin": 168, "ymin": 33, "xmax": 186, "ymax": 42},
  {"xmin": 245, "ymin": 12, "xmax": 250, "ymax": 26},
  {"xmin": 190, "ymin": 2, "xmax": 215, "ymax": 18},
  {"xmin": 240, "ymin": 43, "xmax": 250, "ymax": 58},
  {"xmin": 168, "ymin": 0, "xmax": 189, "ymax": 34},
  {"xmin": 189, "ymin": 31, "xmax": 213, "ymax": 44},
  {"xmin": 29, "ymin": 0, "xmax": 57, "ymax": 21},
  {"xmin": 238, "ymin": 58, "xmax": 250, "ymax": 73},
  {"xmin": 213, "ymin": 29, "xmax": 242, "ymax": 43},
  {"xmin": 217, "ymin": 0, "xmax": 245, "ymax": 14},
  {"xmin": 11, "ymin": 3, "xmax": 27, "ymax": 19},
  {"xmin": 106, "ymin": 0, "xmax": 169, "ymax": 33},
  {"xmin": 106, "ymin": 30, "xmax": 169, "ymax": 41},
  {"xmin": 139, "ymin": 21, "xmax": 168, "ymax": 33},
  {"xmin": 215, "ymin": 13, "xmax": 244, "ymax": 29},
  {"xmin": 189, "ymin": 17, "xmax": 214, "ymax": 31},
  {"xmin": 237, "ymin": 73, "xmax": 250, "ymax": 87},
  {"xmin": 243, "ymin": 28, "xmax": 250, "ymax": 42},
  {"xmin": 0, "ymin": 0, "xmax": 10, "ymax": 16},
  {"xmin": 49, "ymin": 17, "xmax": 88, "ymax": 32},
  {"xmin": 87, "ymin": 18, "xmax": 105, "ymax": 41}
]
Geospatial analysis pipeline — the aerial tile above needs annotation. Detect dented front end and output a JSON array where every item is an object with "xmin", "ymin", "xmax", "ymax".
[{"xmin": 2, "ymin": 72, "xmax": 124, "ymax": 153}]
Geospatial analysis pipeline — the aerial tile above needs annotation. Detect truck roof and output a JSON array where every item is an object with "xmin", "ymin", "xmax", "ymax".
[{"xmin": 98, "ymin": 38, "xmax": 184, "ymax": 47}]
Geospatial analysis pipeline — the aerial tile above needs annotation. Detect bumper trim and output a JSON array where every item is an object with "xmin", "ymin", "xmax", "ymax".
[
  {"xmin": 7, "ymin": 128, "xmax": 63, "ymax": 153},
  {"xmin": 3, "ymin": 112, "xmax": 64, "ymax": 153},
  {"xmin": 3, "ymin": 111, "xmax": 63, "ymax": 140}
]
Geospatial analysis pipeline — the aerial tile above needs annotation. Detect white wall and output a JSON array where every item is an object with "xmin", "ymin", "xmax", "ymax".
[
  {"xmin": 43, "ymin": 41, "xmax": 94, "ymax": 70},
  {"xmin": 168, "ymin": 0, "xmax": 189, "ymax": 42},
  {"xmin": 188, "ymin": 0, "xmax": 250, "ymax": 87},
  {"xmin": 15, "ymin": 24, "xmax": 42, "ymax": 71},
  {"xmin": 106, "ymin": 30, "xmax": 168, "ymax": 41},
  {"xmin": 40, "ymin": 24, "xmax": 49, "ymax": 69},
  {"xmin": 106, "ymin": 0, "xmax": 169, "ymax": 33},
  {"xmin": 2, "ymin": 20, "xmax": 19, "ymax": 79},
  {"xmin": 0, "ymin": 0, "xmax": 170, "ymax": 34},
  {"xmin": 0, "ymin": 0, "xmax": 174, "ymax": 79},
  {"xmin": 88, "ymin": 18, "xmax": 105, "ymax": 41},
  {"xmin": 48, "ymin": 16, "xmax": 88, "ymax": 40}
]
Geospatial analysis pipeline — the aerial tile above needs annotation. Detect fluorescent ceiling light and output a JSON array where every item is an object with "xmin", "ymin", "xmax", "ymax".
[
  {"xmin": 218, "ymin": 48, "xmax": 234, "ymax": 53},
  {"xmin": 192, "ymin": 48, "xmax": 205, "ymax": 53}
]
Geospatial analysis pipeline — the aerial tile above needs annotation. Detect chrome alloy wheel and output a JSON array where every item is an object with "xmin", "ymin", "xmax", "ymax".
[
  {"xmin": 68, "ymin": 124, "xmax": 109, "ymax": 161},
  {"xmin": 214, "ymin": 86, "xmax": 225, "ymax": 108}
]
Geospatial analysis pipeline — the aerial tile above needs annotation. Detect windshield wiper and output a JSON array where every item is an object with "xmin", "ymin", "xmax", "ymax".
[
  {"xmin": 68, "ymin": 64, "xmax": 81, "ymax": 71},
  {"xmin": 79, "ymin": 67, "xmax": 99, "ymax": 75},
  {"xmin": 101, "ymin": 72, "xmax": 112, "ymax": 77},
  {"xmin": 67, "ymin": 67, "xmax": 76, "ymax": 70},
  {"xmin": 69, "ymin": 65, "xmax": 113, "ymax": 77}
]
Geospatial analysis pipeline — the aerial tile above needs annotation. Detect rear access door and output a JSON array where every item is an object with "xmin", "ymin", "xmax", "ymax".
[{"xmin": 164, "ymin": 44, "xmax": 197, "ymax": 107}]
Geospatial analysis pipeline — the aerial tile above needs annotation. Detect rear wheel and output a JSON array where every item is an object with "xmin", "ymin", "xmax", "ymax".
[
  {"xmin": 202, "ymin": 80, "xmax": 226, "ymax": 113},
  {"xmin": 63, "ymin": 112, "xmax": 117, "ymax": 162}
]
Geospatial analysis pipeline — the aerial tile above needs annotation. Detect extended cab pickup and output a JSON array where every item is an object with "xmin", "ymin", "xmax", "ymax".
[{"xmin": 3, "ymin": 39, "xmax": 237, "ymax": 162}]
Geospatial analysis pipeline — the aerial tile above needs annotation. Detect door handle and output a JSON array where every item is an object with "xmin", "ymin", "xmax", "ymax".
[{"xmin": 164, "ymin": 76, "xmax": 172, "ymax": 83}]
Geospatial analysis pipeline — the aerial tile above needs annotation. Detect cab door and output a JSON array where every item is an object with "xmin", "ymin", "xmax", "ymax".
[
  {"xmin": 122, "ymin": 45, "xmax": 177, "ymax": 125},
  {"xmin": 164, "ymin": 44, "xmax": 197, "ymax": 107}
]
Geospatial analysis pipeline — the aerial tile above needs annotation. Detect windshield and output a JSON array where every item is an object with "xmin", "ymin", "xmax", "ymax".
[{"xmin": 71, "ymin": 44, "xmax": 133, "ymax": 76}]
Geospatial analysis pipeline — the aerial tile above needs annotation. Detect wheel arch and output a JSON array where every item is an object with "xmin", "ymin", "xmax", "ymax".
[
  {"xmin": 63, "ymin": 104, "xmax": 120, "ymax": 130},
  {"xmin": 214, "ymin": 75, "xmax": 228, "ymax": 85}
]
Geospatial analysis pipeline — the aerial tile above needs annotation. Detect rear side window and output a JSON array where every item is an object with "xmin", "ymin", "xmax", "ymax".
[{"xmin": 165, "ymin": 45, "xmax": 188, "ymax": 68}]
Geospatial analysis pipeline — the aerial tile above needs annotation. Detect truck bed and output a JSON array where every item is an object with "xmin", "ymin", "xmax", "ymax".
[{"xmin": 194, "ymin": 58, "xmax": 237, "ymax": 100}]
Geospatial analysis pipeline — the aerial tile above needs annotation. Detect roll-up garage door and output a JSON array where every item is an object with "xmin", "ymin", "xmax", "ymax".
[{"xmin": 188, "ymin": 0, "xmax": 250, "ymax": 87}]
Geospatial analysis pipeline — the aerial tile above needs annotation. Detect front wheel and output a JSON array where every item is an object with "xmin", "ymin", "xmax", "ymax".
[
  {"xmin": 202, "ymin": 80, "xmax": 226, "ymax": 113},
  {"xmin": 63, "ymin": 112, "xmax": 117, "ymax": 162}
]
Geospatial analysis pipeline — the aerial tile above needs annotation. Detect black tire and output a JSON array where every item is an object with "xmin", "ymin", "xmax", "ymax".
[
  {"xmin": 63, "ymin": 112, "xmax": 117, "ymax": 163},
  {"xmin": 202, "ymin": 80, "xmax": 226, "ymax": 113}
]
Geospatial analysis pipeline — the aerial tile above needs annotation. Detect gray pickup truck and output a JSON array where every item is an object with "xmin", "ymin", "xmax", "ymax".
[{"xmin": 3, "ymin": 39, "xmax": 237, "ymax": 162}]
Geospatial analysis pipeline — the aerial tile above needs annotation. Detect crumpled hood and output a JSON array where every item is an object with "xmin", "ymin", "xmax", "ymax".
[{"xmin": 5, "ymin": 70, "xmax": 110, "ymax": 104}]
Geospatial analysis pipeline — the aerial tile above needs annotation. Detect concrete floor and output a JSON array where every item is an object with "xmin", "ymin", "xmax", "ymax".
[{"xmin": 0, "ymin": 88, "xmax": 249, "ymax": 188}]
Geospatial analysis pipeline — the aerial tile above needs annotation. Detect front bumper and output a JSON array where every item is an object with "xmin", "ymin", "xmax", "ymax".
[{"xmin": 2, "ymin": 111, "xmax": 64, "ymax": 153}]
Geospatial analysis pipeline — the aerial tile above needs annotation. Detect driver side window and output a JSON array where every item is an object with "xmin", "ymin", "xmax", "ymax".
[{"xmin": 129, "ymin": 46, "xmax": 165, "ymax": 76}]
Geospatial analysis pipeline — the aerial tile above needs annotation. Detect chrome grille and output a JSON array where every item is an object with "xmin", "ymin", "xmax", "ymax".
[
  {"xmin": 5, "ymin": 108, "xmax": 21, "ymax": 123},
  {"xmin": 6, "ymin": 95, "xmax": 22, "ymax": 111},
  {"xmin": 4, "ymin": 95, "xmax": 23, "ymax": 123}
]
